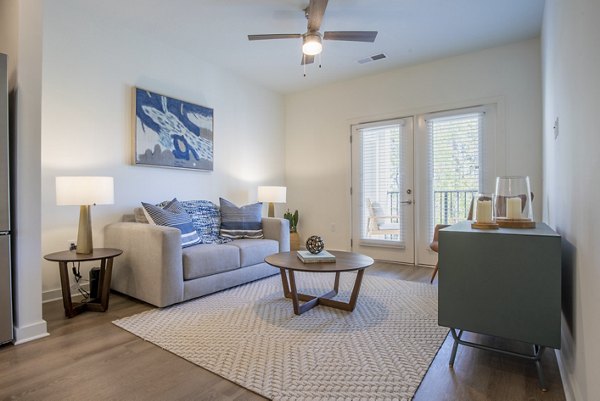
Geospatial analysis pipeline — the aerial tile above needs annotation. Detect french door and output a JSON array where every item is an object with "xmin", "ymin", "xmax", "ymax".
[
  {"xmin": 416, "ymin": 107, "xmax": 492, "ymax": 266},
  {"xmin": 351, "ymin": 106, "xmax": 494, "ymax": 266},
  {"xmin": 351, "ymin": 118, "xmax": 415, "ymax": 264}
]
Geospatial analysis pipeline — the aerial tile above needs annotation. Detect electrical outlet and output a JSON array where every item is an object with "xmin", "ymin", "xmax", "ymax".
[
  {"xmin": 68, "ymin": 240, "xmax": 76, "ymax": 251},
  {"xmin": 331, "ymin": 223, "xmax": 336, "ymax": 232}
]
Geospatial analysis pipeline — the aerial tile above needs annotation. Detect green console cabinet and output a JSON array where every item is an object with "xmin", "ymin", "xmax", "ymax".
[{"xmin": 438, "ymin": 221, "xmax": 561, "ymax": 389}]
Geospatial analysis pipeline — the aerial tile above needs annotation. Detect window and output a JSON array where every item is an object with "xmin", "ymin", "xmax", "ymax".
[
  {"xmin": 427, "ymin": 112, "xmax": 484, "ymax": 234},
  {"xmin": 360, "ymin": 123, "xmax": 402, "ymax": 242}
]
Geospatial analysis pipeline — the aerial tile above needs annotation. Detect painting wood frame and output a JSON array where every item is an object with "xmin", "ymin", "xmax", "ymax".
[{"xmin": 134, "ymin": 87, "xmax": 214, "ymax": 171}]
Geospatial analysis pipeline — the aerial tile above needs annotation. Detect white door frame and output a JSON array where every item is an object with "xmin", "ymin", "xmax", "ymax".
[{"xmin": 351, "ymin": 117, "xmax": 415, "ymax": 264}]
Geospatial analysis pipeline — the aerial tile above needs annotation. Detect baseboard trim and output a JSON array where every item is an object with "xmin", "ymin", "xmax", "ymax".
[
  {"xmin": 43, "ymin": 283, "xmax": 90, "ymax": 303},
  {"xmin": 555, "ymin": 313, "xmax": 582, "ymax": 401},
  {"xmin": 555, "ymin": 349, "xmax": 579, "ymax": 401},
  {"xmin": 13, "ymin": 320, "xmax": 49, "ymax": 345}
]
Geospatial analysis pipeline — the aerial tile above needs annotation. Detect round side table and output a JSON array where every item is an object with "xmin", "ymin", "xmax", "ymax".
[{"xmin": 44, "ymin": 248, "xmax": 123, "ymax": 318}]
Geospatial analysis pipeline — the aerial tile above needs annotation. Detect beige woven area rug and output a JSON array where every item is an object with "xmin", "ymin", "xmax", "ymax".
[{"xmin": 113, "ymin": 273, "xmax": 448, "ymax": 401}]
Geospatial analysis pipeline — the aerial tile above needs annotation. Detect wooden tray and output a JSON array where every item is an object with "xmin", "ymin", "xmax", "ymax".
[
  {"xmin": 496, "ymin": 218, "xmax": 536, "ymax": 228},
  {"xmin": 471, "ymin": 221, "xmax": 499, "ymax": 230}
]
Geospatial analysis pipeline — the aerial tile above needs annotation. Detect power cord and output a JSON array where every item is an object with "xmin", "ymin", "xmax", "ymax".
[{"xmin": 71, "ymin": 261, "xmax": 90, "ymax": 301}]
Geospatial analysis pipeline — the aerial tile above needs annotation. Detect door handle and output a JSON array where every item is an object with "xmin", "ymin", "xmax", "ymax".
[{"xmin": 400, "ymin": 200, "xmax": 413, "ymax": 205}]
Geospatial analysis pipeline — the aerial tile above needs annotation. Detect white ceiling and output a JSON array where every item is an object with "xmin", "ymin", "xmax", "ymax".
[{"xmin": 80, "ymin": 0, "xmax": 545, "ymax": 94}]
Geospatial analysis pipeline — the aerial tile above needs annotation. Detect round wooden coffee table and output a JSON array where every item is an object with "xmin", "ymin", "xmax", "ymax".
[{"xmin": 265, "ymin": 250, "xmax": 374, "ymax": 315}]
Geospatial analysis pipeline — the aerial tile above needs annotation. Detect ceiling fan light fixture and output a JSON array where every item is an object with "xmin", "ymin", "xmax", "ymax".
[{"xmin": 302, "ymin": 33, "xmax": 322, "ymax": 56}]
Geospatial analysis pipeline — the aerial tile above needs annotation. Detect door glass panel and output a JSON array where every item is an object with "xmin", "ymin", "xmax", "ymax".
[
  {"xmin": 429, "ymin": 113, "xmax": 482, "ymax": 231},
  {"xmin": 352, "ymin": 118, "xmax": 414, "ymax": 264},
  {"xmin": 360, "ymin": 124, "xmax": 402, "ymax": 244}
]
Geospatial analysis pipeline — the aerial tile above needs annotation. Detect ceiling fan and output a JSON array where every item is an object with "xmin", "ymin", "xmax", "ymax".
[{"xmin": 248, "ymin": 0, "xmax": 378, "ymax": 65}]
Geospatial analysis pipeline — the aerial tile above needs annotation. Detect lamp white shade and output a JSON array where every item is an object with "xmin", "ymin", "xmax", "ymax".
[
  {"xmin": 55, "ymin": 176, "xmax": 114, "ymax": 254},
  {"xmin": 56, "ymin": 176, "xmax": 114, "ymax": 206},
  {"xmin": 257, "ymin": 186, "xmax": 287, "ymax": 203},
  {"xmin": 257, "ymin": 186, "xmax": 286, "ymax": 218}
]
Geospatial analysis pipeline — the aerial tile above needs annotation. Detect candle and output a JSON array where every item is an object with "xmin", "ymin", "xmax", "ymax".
[
  {"xmin": 476, "ymin": 200, "xmax": 493, "ymax": 223},
  {"xmin": 506, "ymin": 197, "xmax": 522, "ymax": 219}
]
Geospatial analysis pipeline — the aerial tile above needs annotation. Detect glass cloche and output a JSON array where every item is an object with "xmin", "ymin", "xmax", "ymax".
[{"xmin": 494, "ymin": 176, "xmax": 533, "ymax": 221}]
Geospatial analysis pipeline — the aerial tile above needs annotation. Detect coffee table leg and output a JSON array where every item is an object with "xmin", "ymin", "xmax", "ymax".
[
  {"xmin": 318, "ymin": 269, "xmax": 366, "ymax": 312},
  {"xmin": 288, "ymin": 270, "xmax": 301, "ymax": 315},
  {"xmin": 333, "ymin": 271, "xmax": 340, "ymax": 293},
  {"xmin": 279, "ymin": 268, "xmax": 367, "ymax": 315},
  {"xmin": 348, "ymin": 269, "xmax": 366, "ymax": 311},
  {"xmin": 279, "ymin": 268, "xmax": 291, "ymax": 297}
]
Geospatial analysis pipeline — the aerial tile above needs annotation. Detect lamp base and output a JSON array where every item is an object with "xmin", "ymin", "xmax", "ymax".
[
  {"xmin": 267, "ymin": 202, "xmax": 275, "ymax": 218},
  {"xmin": 76, "ymin": 205, "xmax": 93, "ymax": 254}
]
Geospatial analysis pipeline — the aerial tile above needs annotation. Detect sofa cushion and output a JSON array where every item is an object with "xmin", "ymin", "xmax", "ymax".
[
  {"xmin": 141, "ymin": 201, "xmax": 201, "ymax": 248},
  {"xmin": 228, "ymin": 239, "xmax": 279, "ymax": 267},
  {"xmin": 134, "ymin": 199, "xmax": 170, "ymax": 224},
  {"xmin": 219, "ymin": 198, "xmax": 264, "ymax": 239},
  {"xmin": 179, "ymin": 200, "xmax": 231, "ymax": 244},
  {"xmin": 134, "ymin": 207, "xmax": 149, "ymax": 223},
  {"xmin": 182, "ymin": 243, "xmax": 241, "ymax": 280}
]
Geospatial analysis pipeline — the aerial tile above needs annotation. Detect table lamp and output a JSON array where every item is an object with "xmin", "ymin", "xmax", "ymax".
[
  {"xmin": 257, "ymin": 186, "xmax": 286, "ymax": 217},
  {"xmin": 56, "ymin": 176, "xmax": 114, "ymax": 254}
]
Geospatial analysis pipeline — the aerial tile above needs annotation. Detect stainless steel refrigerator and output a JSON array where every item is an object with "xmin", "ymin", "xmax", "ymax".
[{"xmin": 0, "ymin": 53, "xmax": 13, "ymax": 345}]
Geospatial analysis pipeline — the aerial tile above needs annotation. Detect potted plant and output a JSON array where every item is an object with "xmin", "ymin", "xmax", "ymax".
[{"xmin": 284, "ymin": 209, "xmax": 301, "ymax": 251}]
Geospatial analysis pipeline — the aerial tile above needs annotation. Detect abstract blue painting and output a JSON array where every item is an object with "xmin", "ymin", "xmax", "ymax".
[{"xmin": 134, "ymin": 88, "xmax": 214, "ymax": 170}]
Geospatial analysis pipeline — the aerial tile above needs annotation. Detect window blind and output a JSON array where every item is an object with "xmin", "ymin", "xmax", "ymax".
[
  {"xmin": 358, "ymin": 122, "xmax": 407, "ymax": 244},
  {"xmin": 427, "ymin": 112, "xmax": 483, "ymax": 239}
]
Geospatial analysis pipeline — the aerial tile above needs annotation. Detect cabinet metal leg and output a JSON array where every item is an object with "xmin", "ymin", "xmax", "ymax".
[
  {"xmin": 448, "ymin": 328, "xmax": 548, "ymax": 391},
  {"xmin": 449, "ymin": 328, "xmax": 463, "ymax": 366},
  {"xmin": 533, "ymin": 344, "xmax": 548, "ymax": 391}
]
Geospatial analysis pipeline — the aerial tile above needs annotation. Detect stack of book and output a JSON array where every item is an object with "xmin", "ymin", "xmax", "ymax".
[{"xmin": 296, "ymin": 250, "xmax": 336, "ymax": 263}]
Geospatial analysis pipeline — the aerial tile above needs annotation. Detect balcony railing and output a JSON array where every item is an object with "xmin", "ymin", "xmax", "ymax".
[
  {"xmin": 434, "ymin": 189, "xmax": 477, "ymax": 225},
  {"xmin": 387, "ymin": 189, "xmax": 476, "ymax": 226}
]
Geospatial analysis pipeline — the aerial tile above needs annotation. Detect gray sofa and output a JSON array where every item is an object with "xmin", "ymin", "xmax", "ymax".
[{"xmin": 104, "ymin": 216, "xmax": 289, "ymax": 307}]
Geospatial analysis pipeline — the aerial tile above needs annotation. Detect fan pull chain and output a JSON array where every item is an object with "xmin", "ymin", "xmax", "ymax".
[{"xmin": 303, "ymin": 54, "xmax": 307, "ymax": 77}]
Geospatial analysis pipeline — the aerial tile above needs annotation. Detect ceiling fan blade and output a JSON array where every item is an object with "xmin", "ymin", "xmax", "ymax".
[
  {"xmin": 301, "ymin": 54, "xmax": 315, "ymax": 65},
  {"xmin": 307, "ymin": 0, "xmax": 328, "ymax": 32},
  {"xmin": 323, "ymin": 31, "xmax": 378, "ymax": 42},
  {"xmin": 248, "ymin": 34, "xmax": 302, "ymax": 41}
]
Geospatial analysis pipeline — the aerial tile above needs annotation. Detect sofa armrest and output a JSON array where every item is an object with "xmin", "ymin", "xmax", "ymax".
[
  {"xmin": 104, "ymin": 222, "xmax": 184, "ymax": 307},
  {"xmin": 262, "ymin": 217, "xmax": 290, "ymax": 252}
]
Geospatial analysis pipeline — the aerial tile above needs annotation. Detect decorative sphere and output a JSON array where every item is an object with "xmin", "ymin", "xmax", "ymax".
[{"xmin": 306, "ymin": 235, "xmax": 324, "ymax": 254}]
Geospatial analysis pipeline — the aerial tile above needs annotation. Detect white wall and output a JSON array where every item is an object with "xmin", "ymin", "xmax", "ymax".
[
  {"xmin": 0, "ymin": 0, "xmax": 48, "ymax": 344},
  {"xmin": 40, "ymin": 1, "xmax": 285, "ymax": 297},
  {"xmin": 542, "ymin": 1, "xmax": 600, "ymax": 400},
  {"xmin": 285, "ymin": 39, "xmax": 542, "ymax": 254}
]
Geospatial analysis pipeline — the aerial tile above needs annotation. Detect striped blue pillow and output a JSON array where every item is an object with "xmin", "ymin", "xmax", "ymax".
[
  {"xmin": 179, "ymin": 200, "xmax": 232, "ymax": 244},
  {"xmin": 141, "ymin": 200, "xmax": 201, "ymax": 248},
  {"xmin": 219, "ymin": 198, "xmax": 264, "ymax": 239}
]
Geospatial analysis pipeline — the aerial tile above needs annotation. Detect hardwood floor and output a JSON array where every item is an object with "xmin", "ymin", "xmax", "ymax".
[{"xmin": 0, "ymin": 263, "xmax": 565, "ymax": 401}]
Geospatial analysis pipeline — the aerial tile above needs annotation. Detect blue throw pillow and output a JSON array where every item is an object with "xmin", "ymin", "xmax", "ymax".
[
  {"xmin": 141, "ymin": 200, "xmax": 201, "ymax": 248},
  {"xmin": 219, "ymin": 198, "xmax": 264, "ymax": 239},
  {"xmin": 179, "ymin": 200, "xmax": 231, "ymax": 244}
]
